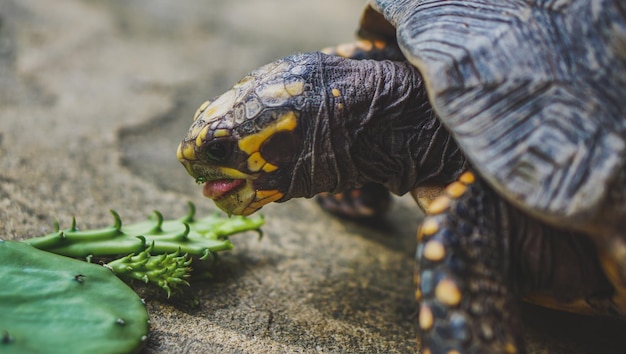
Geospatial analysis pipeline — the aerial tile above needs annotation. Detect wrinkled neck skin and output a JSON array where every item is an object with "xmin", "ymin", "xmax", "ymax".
[{"xmin": 285, "ymin": 53, "xmax": 468, "ymax": 200}]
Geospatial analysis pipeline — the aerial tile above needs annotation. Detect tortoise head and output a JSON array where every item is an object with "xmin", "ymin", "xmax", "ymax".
[
  {"xmin": 178, "ymin": 52, "xmax": 432, "ymax": 215},
  {"xmin": 177, "ymin": 54, "xmax": 318, "ymax": 215}
]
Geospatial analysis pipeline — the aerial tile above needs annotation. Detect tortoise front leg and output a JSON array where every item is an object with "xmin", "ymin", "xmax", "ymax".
[
  {"xmin": 315, "ymin": 182, "xmax": 391, "ymax": 219},
  {"xmin": 416, "ymin": 171, "xmax": 524, "ymax": 354}
]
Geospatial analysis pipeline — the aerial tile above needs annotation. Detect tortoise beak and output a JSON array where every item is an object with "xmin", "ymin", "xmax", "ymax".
[
  {"xmin": 177, "ymin": 142, "xmax": 258, "ymax": 215},
  {"xmin": 203, "ymin": 178, "xmax": 257, "ymax": 216},
  {"xmin": 181, "ymin": 168, "xmax": 257, "ymax": 216}
]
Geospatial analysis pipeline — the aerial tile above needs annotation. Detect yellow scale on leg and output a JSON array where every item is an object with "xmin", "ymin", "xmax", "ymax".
[{"xmin": 416, "ymin": 172, "xmax": 475, "ymax": 335}]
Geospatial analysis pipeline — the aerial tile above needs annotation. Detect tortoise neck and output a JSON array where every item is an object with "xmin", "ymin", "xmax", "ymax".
[{"xmin": 286, "ymin": 54, "xmax": 467, "ymax": 199}]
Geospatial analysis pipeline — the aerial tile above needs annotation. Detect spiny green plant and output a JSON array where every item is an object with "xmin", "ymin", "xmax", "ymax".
[{"xmin": 25, "ymin": 202, "xmax": 264, "ymax": 297}]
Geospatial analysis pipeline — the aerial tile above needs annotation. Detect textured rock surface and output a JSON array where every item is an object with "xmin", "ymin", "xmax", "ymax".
[{"xmin": 1, "ymin": 1, "xmax": 625, "ymax": 353}]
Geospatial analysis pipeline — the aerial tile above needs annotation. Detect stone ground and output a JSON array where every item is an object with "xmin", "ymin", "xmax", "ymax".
[{"xmin": 1, "ymin": 0, "xmax": 626, "ymax": 353}]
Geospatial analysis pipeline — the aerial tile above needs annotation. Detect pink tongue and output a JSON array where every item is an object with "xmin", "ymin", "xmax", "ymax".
[{"xmin": 203, "ymin": 179, "xmax": 244, "ymax": 199}]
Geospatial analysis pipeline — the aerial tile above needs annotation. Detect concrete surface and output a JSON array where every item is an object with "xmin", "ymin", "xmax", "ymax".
[{"xmin": 1, "ymin": 1, "xmax": 626, "ymax": 353}]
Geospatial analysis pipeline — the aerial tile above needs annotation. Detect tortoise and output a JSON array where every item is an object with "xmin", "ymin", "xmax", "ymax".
[{"xmin": 177, "ymin": 0, "xmax": 626, "ymax": 352}]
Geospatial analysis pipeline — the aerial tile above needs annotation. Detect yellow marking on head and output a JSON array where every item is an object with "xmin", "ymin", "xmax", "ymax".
[
  {"xmin": 256, "ymin": 189, "xmax": 280, "ymax": 199},
  {"xmin": 435, "ymin": 279, "xmax": 462, "ymax": 306},
  {"xmin": 415, "ymin": 288, "xmax": 422, "ymax": 301},
  {"xmin": 257, "ymin": 82, "xmax": 292, "ymax": 101},
  {"xmin": 248, "ymin": 190, "xmax": 284, "ymax": 210},
  {"xmin": 427, "ymin": 195, "xmax": 451, "ymax": 215},
  {"xmin": 217, "ymin": 167, "xmax": 250, "ymax": 179},
  {"xmin": 188, "ymin": 123, "xmax": 204, "ymax": 140},
  {"xmin": 413, "ymin": 273, "xmax": 421, "ymax": 287},
  {"xmin": 176, "ymin": 143, "xmax": 184, "ymax": 160},
  {"xmin": 422, "ymin": 349, "xmax": 432, "ymax": 354},
  {"xmin": 337, "ymin": 103, "xmax": 344, "ymax": 110},
  {"xmin": 199, "ymin": 100, "xmax": 211, "ymax": 110},
  {"xmin": 445, "ymin": 182, "xmax": 467, "ymax": 199},
  {"xmin": 356, "ymin": 39, "xmax": 374, "ymax": 51},
  {"xmin": 331, "ymin": 88, "xmax": 341, "ymax": 97},
  {"xmin": 419, "ymin": 218, "xmax": 439, "ymax": 240},
  {"xmin": 262, "ymin": 163, "xmax": 278, "ymax": 173},
  {"xmin": 242, "ymin": 206, "xmax": 260, "ymax": 215},
  {"xmin": 258, "ymin": 191, "xmax": 283, "ymax": 203},
  {"xmin": 238, "ymin": 129, "xmax": 272, "ymax": 155},
  {"xmin": 374, "ymin": 40, "xmax": 386, "ymax": 49},
  {"xmin": 247, "ymin": 152, "xmax": 266, "ymax": 172},
  {"xmin": 238, "ymin": 112, "xmax": 298, "ymax": 154},
  {"xmin": 285, "ymin": 81, "xmax": 304, "ymax": 96},
  {"xmin": 214, "ymin": 129, "xmax": 230, "ymax": 138},
  {"xmin": 196, "ymin": 126, "xmax": 210, "ymax": 147},
  {"xmin": 459, "ymin": 171, "xmax": 475, "ymax": 185},
  {"xmin": 423, "ymin": 240, "xmax": 446, "ymax": 262},
  {"xmin": 419, "ymin": 304, "xmax": 434, "ymax": 330},
  {"xmin": 194, "ymin": 100, "xmax": 211, "ymax": 121},
  {"xmin": 448, "ymin": 350, "xmax": 460, "ymax": 354},
  {"xmin": 181, "ymin": 143, "xmax": 196, "ymax": 160},
  {"xmin": 275, "ymin": 111, "xmax": 297, "ymax": 131},
  {"xmin": 247, "ymin": 202, "xmax": 263, "ymax": 211},
  {"xmin": 202, "ymin": 90, "xmax": 236, "ymax": 122}
]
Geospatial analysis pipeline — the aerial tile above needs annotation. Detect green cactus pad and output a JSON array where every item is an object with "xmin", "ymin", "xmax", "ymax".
[{"xmin": 0, "ymin": 240, "xmax": 149, "ymax": 354}]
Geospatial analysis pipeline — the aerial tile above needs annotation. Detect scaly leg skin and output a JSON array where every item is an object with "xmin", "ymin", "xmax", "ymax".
[
  {"xmin": 315, "ymin": 38, "xmax": 404, "ymax": 218},
  {"xmin": 315, "ymin": 183, "xmax": 391, "ymax": 219},
  {"xmin": 416, "ymin": 171, "xmax": 524, "ymax": 354}
]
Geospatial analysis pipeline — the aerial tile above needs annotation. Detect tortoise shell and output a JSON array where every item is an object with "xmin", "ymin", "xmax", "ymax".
[{"xmin": 362, "ymin": 0, "xmax": 626, "ymax": 231}]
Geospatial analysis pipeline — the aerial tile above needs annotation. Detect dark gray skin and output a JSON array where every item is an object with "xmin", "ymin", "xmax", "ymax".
[
  {"xmin": 178, "ymin": 53, "xmax": 466, "ymax": 212},
  {"xmin": 178, "ymin": 51, "xmax": 617, "ymax": 353},
  {"xmin": 288, "ymin": 54, "xmax": 468, "ymax": 197}
]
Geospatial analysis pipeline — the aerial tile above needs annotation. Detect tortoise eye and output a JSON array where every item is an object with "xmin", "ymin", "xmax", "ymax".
[{"xmin": 203, "ymin": 139, "xmax": 233, "ymax": 163}]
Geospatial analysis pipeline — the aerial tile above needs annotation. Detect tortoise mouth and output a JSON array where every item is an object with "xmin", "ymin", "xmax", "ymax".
[
  {"xmin": 201, "ymin": 177, "xmax": 256, "ymax": 215},
  {"xmin": 188, "ymin": 172, "xmax": 281, "ymax": 216},
  {"xmin": 202, "ymin": 179, "xmax": 245, "ymax": 200},
  {"xmin": 184, "ymin": 163, "xmax": 258, "ymax": 215}
]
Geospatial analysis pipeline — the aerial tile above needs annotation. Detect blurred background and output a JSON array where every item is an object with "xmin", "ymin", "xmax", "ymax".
[{"xmin": 1, "ymin": 1, "xmax": 626, "ymax": 353}]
